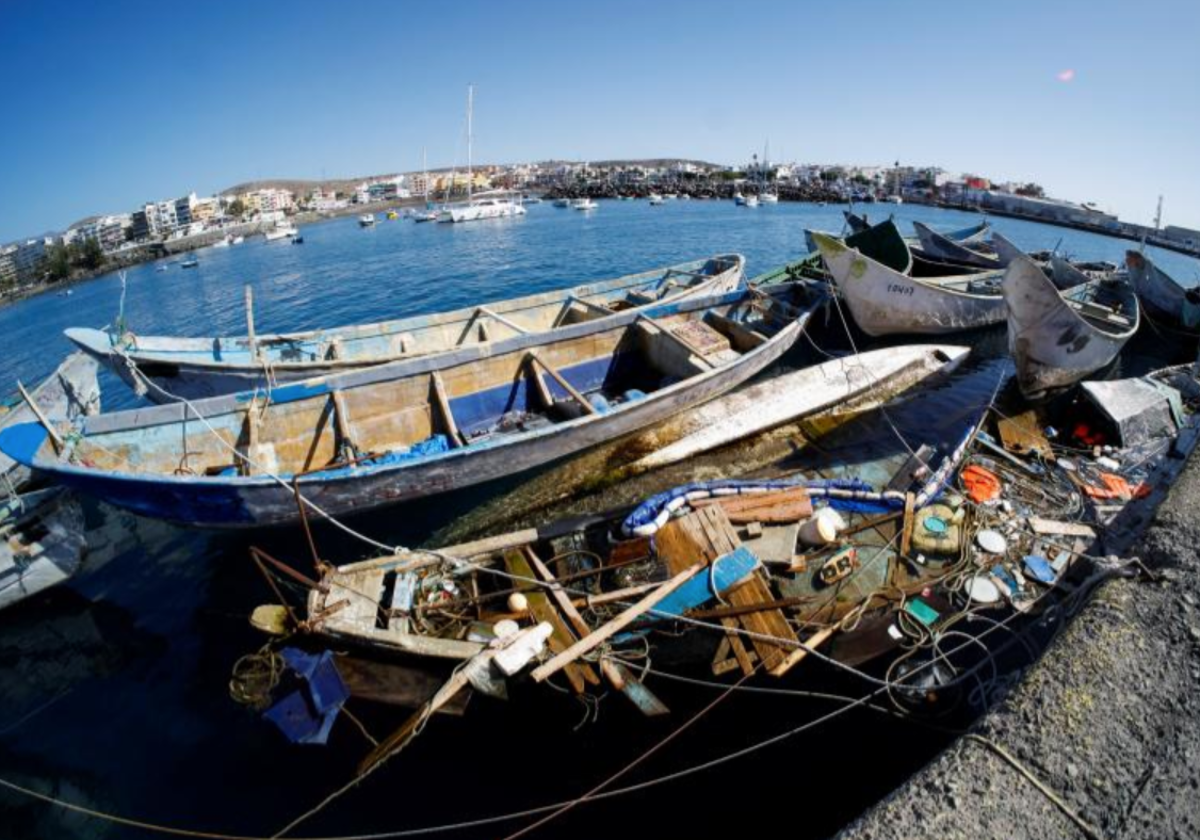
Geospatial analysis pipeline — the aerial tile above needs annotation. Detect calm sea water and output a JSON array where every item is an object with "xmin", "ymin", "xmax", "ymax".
[{"xmin": 1, "ymin": 201, "xmax": 1197, "ymax": 840}]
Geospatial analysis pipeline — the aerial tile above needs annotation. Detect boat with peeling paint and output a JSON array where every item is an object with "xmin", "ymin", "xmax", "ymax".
[
  {"xmin": 1126, "ymin": 249, "xmax": 1200, "ymax": 331},
  {"xmin": 912, "ymin": 221, "xmax": 1000, "ymax": 269},
  {"xmin": 813, "ymin": 230, "xmax": 1007, "ymax": 336},
  {"xmin": 627, "ymin": 344, "xmax": 970, "ymax": 472},
  {"xmin": 1005, "ymin": 254, "xmax": 1140, "ymax": 400},
  {"xmin": 65, "ymin": 254, "xmax": 745, "ymax": 403},
  {"xmin": 6, "ymin": 285, "xmax": 818, "ymax": 529},
  {"xmin": 0, "ymin": 353, "xmax": 98, "ymax": 611}
]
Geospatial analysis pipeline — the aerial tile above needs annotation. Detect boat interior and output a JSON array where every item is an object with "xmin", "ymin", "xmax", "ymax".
[
  {"xmin": 1062, "ymin": 279, "xmax": 1138, "ymax": 333},
  {"xmin": 70, "ymin": 285, "xmax": 815, "ymax": 480}
]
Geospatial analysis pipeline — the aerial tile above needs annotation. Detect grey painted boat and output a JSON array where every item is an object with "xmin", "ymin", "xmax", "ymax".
[
  {"xmin": 814, "ymin": 231, "xmax": 1007, "ymax": 336},
  {"xmin": 5, "ymin": 285, "xmax": 817, "ymax": 529},
  {"xmin": 1004, "ymin": 254, "xmax": 1140, "ymax": 400},
  {"xmin": 0, "ymin": 354, "xmax": 97, "ymax": 611},
  {"xmin": 0, "ymin": 488, "xmax": 87, "ymax": 612},
  {"xmin": 0, "ymin": 352, "xmax": 100, "ymax": 486},
  {"xmin": 1126, "ymin": 249, "xmax": 1200, "ymax": 330},
  {"xmin": 912, "ymin": 221, "xmax": 1000, "ymax": 269},
  {"xmin": 66, "ymin": 254, "xmax": 745, "ymax": 404}
]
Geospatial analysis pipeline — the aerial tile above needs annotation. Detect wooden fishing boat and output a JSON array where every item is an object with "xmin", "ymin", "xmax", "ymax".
[
  {"xmin": 8, "ymin": 286, "xmax": 817, "ymax": 529},
  {"xmin": 65, "ymin": 254, "xmax": 745, "ymax": 403},
  {"xmin": 1126, "ymin": 250, "xmax": 1200, "ymax": 331},
  {"xmin": 0, "ymin": 488, "xmax": 87, "ymax": 612},
  {"xmin": 627, "ymin": 344, "xmax": 969, "ymax": 472},
  {"xmin": 1004, "ymin": 254, "xmax": 1140, "ymax": 400},
  {"xmin": 813, "ymin": 231, "xmax": 1007, "ymax": 336},
  {"xmin": 0, "ymin": 353, "xmax": 100, "ymax": 486},
  {"xmin": 0, "ymin": 353, "xmax": 98, "ymax": 611},
  {"xmin": 912, "ymin": 221, "xmax": 1000, "ymax": 269},
  {"xmin": 844, "ymin": 211, "xmax": 871, "ymax": 234}
]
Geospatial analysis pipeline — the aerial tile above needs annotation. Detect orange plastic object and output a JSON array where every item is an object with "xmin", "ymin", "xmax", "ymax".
[
  {"xmin": 1084, "ymin": 472, "xmax": 1150, "ymax": 501},
  {"xmin": 961, "ymin": 465, "xmax": 1002, "ymax": 503}
]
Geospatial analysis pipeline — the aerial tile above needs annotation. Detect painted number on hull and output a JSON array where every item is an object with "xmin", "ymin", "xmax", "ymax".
[{"xmin": 887, "ymin": 284, "xmax": 915, "ymax": 296}]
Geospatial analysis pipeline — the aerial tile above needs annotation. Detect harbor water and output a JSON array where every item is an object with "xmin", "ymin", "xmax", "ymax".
[{"xmin": 2, "ymin": 201, "xmax": 1198, "ymax": 839}]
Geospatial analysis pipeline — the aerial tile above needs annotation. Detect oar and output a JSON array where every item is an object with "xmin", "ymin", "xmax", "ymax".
[{"xmin": 17, "ymin": 381, "xmax": 64, "ymax": 455}]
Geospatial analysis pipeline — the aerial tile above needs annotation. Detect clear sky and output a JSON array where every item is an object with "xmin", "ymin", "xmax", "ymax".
[{"xmin": 1, "ymin": 0, "xmax": 1198, "ymax": 242}]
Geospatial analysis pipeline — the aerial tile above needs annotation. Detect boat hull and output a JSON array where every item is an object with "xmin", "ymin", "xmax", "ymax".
[
  {"xmin": 1004, "ymin": 255, "xmax": 1139, "ymax": 400},
  {"xmin": 815, "ymin": 233, "xmax": 1006, "ymax": 336},
  {"xmin": 19, "ymin": 291, "xmax": 808, "ymax": 528},
  {"xmin": 0, "ymin": 353, "xmax": 99, "ymax": 485},
  {"xmin": 913, "ymin": 221, "xmax": 998, "ymax": 269},
  {"xmin": 1127, "ymin": 250, "xmax": 1198, "ymax": 329},
  {"xmin": 67, "ymin": 256, "xmax": 745, "ymax": 402},
  {"xmin": 0, "ymin": 492, "xmax": 86, "ymax": 612}
]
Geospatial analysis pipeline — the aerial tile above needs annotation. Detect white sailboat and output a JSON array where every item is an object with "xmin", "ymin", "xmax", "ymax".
[
  {"xmin": 413, "ymin": 147, "xmax": 440, "ymax": 223},
  {"xmin": 573, "ymin": 198, "xmax": 598, "ymax": 211},
  {"xmin": 441, "ymin": 85, "xmax": 526, "ymax": 224},
  {"xmin": 760, "ymin": 142, "xmax": 779, "ymax": 204}
]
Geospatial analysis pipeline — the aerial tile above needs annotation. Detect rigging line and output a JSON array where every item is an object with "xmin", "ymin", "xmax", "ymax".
[{"xmin": 498, "ymin": 665, "xmax": 759, "ymax": 840}]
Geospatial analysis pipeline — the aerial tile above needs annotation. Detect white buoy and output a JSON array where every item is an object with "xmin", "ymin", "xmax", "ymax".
[{"xmin": 507, "ymin": 592, "xmax": 529, "ymax": 613}]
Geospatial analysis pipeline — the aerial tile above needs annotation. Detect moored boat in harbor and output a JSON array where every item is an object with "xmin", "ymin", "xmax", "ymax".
[
  {"xmin": 1004, "ymin": 253, "xmax": 1140, "ymax": 400},
  {"xmin": 1126, "ymin": 249, "xmax": 1200, "ymax": 331},
  {"xmin": 15, "ymin": 285, "xmax": 816, "ymax": 528},
  {"xmin": 66, "ymin": 254, "xmax": 745, "ymax": 401},
  {"xmin": 813, "ymin": 230, "xmax": 1007, "ymax": 336},
  {"xmin": 912, "ymin": 221, "xmax": 999, "ymax": 269}
]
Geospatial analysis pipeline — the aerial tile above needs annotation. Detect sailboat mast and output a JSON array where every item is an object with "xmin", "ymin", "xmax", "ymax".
[
  {"xmin": 422, "ymin": 147, "xmax": 429, "ymax": 202},
  {"xmin": 466, "ymin": 83, "xmax": 474, "ymax": 202}
]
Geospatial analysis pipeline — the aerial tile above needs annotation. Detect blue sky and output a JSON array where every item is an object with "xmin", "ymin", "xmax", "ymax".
[{"xmin": 1, "ymin": 0, "xmax": 1197, "ymax": 242}]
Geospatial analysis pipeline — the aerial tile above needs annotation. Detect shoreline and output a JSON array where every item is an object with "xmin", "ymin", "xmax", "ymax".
[{"xmin": 836, "ymin": 426, "xmax": 1200, "ymax": 840}]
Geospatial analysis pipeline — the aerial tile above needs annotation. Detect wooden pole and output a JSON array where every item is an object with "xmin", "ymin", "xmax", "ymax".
[
  {"xmin": 244, "ymin": 285, "xmax": 259, "ymax": 361},
  {"xmin": 17, "ymin": 381, "xmax": 63, "ymax": 455},
  {"xmin": 530, "ymin": 562, "xmax": 704, "ymax": 683},
  {"xmin": 528, "ymin": 352, "xmax": 598, "ymax": 415}
]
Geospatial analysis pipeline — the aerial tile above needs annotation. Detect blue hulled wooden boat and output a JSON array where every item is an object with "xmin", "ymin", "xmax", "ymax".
[
  {"xmin": 6, "ymin": 285, "xmax": 818, "ymax": 529},
  {"xmin": 65, "ymin": 254, "xmax": 745, "ymax": 404}
]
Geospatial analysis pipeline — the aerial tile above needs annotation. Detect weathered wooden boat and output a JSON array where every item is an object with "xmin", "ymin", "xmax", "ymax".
[
  {"xmin": 6, "ymin": 286, "xmax": 817, "ymax": 529},
  {"xmin": 0, "ymin": 488, "xmax": 87, "ymax": 612},
  {"xmin": 814, "ymin": 231, "xmax": 1007, "ymax": 336},
  {"xmin": 1126, "ymin": 250, "xmax": 1200, "ymax": 331},
  {"xmin": 912, "ymin": 221, "xmax": 1000, "ymax": 269},
  {"xmin": 844, "ymin": 210, "xmax": 871, "ymax": 233},
  {"xmin": 65, "ymin": 254, "xmax": 746, "ymax": 403},
  {"xmin": 1004, "ymin": 253, "xmax": 1141, "ymax": 400},
  {"xmin": 0, "ymin": 352, "xmax": 101, "ymax": 486},
  {"xmin": 628, "ymin": 344, "xmax": 970, "ymax": 472},
  {"xmin": 0, "ymin": 353, "xmax": 98, "ymax": 611}
]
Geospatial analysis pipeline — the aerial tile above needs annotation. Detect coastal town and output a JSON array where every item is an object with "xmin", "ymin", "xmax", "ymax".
[{"xmin": 4, "ymin": 158, "xmax": 1197, "ymax": 297}]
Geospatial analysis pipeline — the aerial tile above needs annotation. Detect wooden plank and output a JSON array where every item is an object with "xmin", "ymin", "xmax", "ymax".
[
  {"xmin": 528, "ymin": 352, "xmax": 598, "ymax": 415},
  {"xmin": 1027, "ymin": 517, "xmax": 1097, "ymax": 539},
  {"xmin": 524, "ymin": 547, "xmax": 591, "ymax": 637},
  {"xmin": 530, "ymin": 563, "xmax": 705, "ymax": 683},
  {"xmin": 333, "ymin": 654, "xmax": 470, "ymax": 715},
  {"xmin": 997, "ymin": 409, "xmax": 1052, "ymax": 457},
  {"xmin": 900, "ymin": 492, "xmax": 916, "ymax": 558},
  {"xmin": 720, "ymin": 617, "xmax": 755, "ymax": 677},
  {"xmin": 430, "ymin": 371, "xmax": 465, "ymax": 447},
  {"xmin": 655, "ymin": 507, "xmax": 796, "ymax": 674},
  {"xmin": 503, "ymin": 550, "xmax": 598, "ymax": 693},
  {"xmin": 690, "ymin": 488, "xmax": 813, "ymax": 524},
  {"xmin": 768, "ymin": 625, "xmax": 837, "ymax": 677},
  {"xmin": 16, "ymin": 381, "xmax": 64, "ymax": 454},
  {"xmin": 330, "ymin": 390, "xmax": 356, "ymax": 455},
  {"xmin": 600, "ymin": 659, "xmax": 670, "ymax": 717}
]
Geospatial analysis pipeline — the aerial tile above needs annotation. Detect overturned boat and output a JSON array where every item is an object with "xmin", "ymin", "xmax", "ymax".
[
  {"xmin": 1005, "ymin": 254, "xmax": 1140, "ymax": 400},
  {"xmin": 66, "ymin": 254, "xmax": 745, "ymax": 403},
  {"xmin": 813, "ymin": 230, "xmax": 1007, "ymax": 336},
  {"xmin": 1126, "ymin": 249, "xmax": 1200, "ymax": 331},
  {"xmin": 5, "ymin": 286, "xmax": 818, "ymax": 529}
]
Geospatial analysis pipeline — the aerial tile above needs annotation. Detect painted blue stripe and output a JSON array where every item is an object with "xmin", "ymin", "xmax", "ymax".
[
  {"xmin": 238, "ymin": 380, "xmax": 331, "ymax": 404},
  {"xmin": 0, "ymin": 422, "xmax": 47, "ymax": 468}
]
